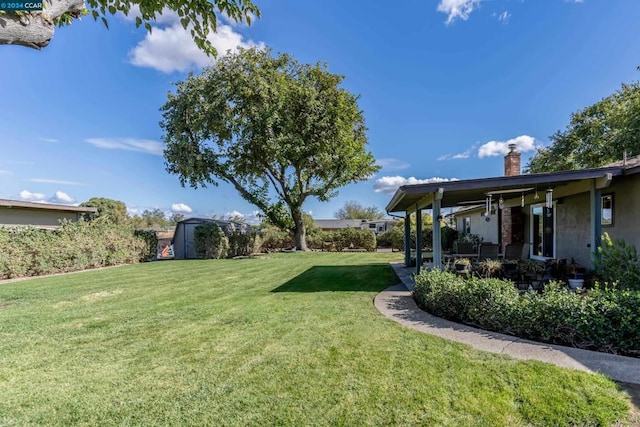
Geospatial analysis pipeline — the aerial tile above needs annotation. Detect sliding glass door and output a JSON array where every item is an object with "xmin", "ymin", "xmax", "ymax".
[{"xmin": 531, "ymin": 204, "xmax": 555, "ymax": 259}]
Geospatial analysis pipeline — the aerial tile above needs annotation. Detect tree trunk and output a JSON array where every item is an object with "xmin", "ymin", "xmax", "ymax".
[
  {"xmin": 291, "ymin": 208, "xmax": 308, "ymax": 251},
  {"xmin": 0, "ymin": 0, "xmax": 85, "ymax": 49}
]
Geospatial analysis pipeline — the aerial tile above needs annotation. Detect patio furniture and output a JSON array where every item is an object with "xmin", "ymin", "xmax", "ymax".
[
  {"xmin": 503, "ymin": 243, "xmax": 524, "ymax": 261},
  {"xmin": 478, "ymin": 243, "xmax": 499, "ymax": 260}
]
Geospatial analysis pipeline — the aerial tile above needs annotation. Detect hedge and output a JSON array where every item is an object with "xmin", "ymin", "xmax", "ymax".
[
  {"xmin": 413, "ymin": 269, "xmax": 640, "ymax": 357},
  {"xmin": 0, "ymin": 219, "xmax": 147, "ymax": 279}
]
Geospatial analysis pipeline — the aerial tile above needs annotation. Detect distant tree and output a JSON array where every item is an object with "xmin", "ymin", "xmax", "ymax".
[
  {"xmin": 169, "ymin": 213, "xmax": 185, "ymax": 225},
  {"xmin": 80, "ymin": 197, "xmax": 127, "ymax": 224},
  {"xmin": 526, "ymin": 80, "xmax": 640, "ymax": 173},
  {"xmin": 0, "ymin": 0, "xmax": 259, "ymax": 54},
  {"xmin": 161, "ymin": 48, "xmax": 379, "ymax": 251},
  {"xmin": 334, "ymin": 200, "xmax": 385, "ymax": 220},
  {"xmin": 130, "ymin": 208, "xmax": 172, "ymax": 229}
]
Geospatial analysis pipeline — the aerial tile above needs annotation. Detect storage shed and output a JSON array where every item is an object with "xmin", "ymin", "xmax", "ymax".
[{"xmin": 172, "ymin": 217, "xmax": 250, "ymax": 259}]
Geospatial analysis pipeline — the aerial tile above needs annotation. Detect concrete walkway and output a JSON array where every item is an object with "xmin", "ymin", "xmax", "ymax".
[{"xmin": 374, "ymin": 262, "xmax": 640, "ymax": 386}]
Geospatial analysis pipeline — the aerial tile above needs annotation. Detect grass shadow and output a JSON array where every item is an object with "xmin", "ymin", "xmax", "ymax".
[{"xmin": 272, "ymin": 264, "xmax": 398, "ymax": 293}]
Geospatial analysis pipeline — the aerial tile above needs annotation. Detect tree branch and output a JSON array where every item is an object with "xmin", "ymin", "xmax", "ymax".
[{"xmin": 0, "ymin": 0, "xmax": 85, "ymax": 49}]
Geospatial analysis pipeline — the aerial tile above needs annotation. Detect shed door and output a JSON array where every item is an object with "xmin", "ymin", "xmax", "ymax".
[{"xmin": 184, "ymin": 224, "xmax": 198, "ymax": 259}]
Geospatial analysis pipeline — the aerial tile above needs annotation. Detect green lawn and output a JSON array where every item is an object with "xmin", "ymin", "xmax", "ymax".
[{"xmin": 0, "ymin": 252, "xmax": 632, "ymax": 425}]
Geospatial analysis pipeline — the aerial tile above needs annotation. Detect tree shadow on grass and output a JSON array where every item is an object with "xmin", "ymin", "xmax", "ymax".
[{"xmin": 272, "ymin": 264, "xmax": 399, "ymax": 292}]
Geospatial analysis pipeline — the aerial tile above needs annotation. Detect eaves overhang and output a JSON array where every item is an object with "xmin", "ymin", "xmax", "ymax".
[{"xmin": 386, "ymin": 167, "xmax": 624, "ymax": 214}]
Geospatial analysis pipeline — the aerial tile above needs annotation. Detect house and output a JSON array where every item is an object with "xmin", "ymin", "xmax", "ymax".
[
  {"xmin": 172, "ymin": 217, "xmax": 250, "ymax": 259},
  {"xmin": 386, "ymin": 144, "xmax": 640, "ymax": 274},
  {"xmin": 314, "ymin": 219, "xmax": 398, "ymax": 235},
  {"xmin": 0, "ymin": 199, "xmax": 97, "ymax": 230}
]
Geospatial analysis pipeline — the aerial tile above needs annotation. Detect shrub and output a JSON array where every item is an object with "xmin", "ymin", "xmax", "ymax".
[
  {"xmin": 194, "ymin": 223, "xmax": 229, "ymax": 259},
  {"xmin": 594, "ymin": 232, "xmax": 640, "ymax": 290},
  {"xmin": 334, "ymin": 228, "xmax": 376, "ymax": 252},
  {"xmin": 227, "ymin": 230, "xmax": 259, "ymax": 257},
  {"xmin": 134, "ymin": 230, "xmax": 158, "ymax": 261},
  {"xmin": 413, "ymin": 270, "xmax": 640, "ymax": 356},
  {"xmin": 258, "ymin": 228, "xmax": 293, "ymax": 252},
  {"xmin": 0, "ymin": 219, "xmax": 146, "ymax": 279}
]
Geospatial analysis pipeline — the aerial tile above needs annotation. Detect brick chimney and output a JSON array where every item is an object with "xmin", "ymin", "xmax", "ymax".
[{"xmin": 504, "ymin": 143, "xmax": 521, "ymax": 176}]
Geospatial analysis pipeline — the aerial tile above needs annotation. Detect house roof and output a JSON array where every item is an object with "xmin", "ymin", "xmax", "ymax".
[
  {"xmin": 314, "ymin": 219, "xmax": 369, "ymax": 229},
  {"xmin": 386, "ymin": 163, "xmax": 632, "ymax": 213},
  {"xmin": 0, "ymin": 199, "xmax": 98, "ymax": 214}
]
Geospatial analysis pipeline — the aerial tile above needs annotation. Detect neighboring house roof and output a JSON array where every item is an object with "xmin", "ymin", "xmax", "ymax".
[
  {"xmin": 387, "ymin": 157, "xmax": 640, "ymax": 213},
  {"xmin": 314, "ymin": 219, "xmax": 370, "ymax": 229},
  {"xmin": 0, "ymin": 199, "xmax": 98, "ymax": 214}
]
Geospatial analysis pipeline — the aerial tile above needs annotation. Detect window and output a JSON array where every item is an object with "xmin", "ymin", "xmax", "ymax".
[
  {"xmin": 601, "ymin": 194, "xmax": 614, "ymax": 226},
  {"xmin": 463, "ymin": 217, "xmax": 471, "ymax": 234},
  {"xmin": 369, "ymin": 223, "xmax": 376, "ymax": 229},
  {"xmin": 531, "ymin": 204, "xmax": 555, "ymax": 259}
]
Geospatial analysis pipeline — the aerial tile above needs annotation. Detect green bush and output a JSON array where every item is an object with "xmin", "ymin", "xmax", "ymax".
[
  {"xmin": 594, "ymin": 232, "xmax": 640, "ymax": 290},
  {"xmin": 413, "ymin": 270, "xmax": 640, "ymax": 356},
  {"xmin": 227, "ymin": 230, "xmax": 260, "ymax": 257},
  {"xmin": 334, "ymin": 228, "xmax": 376, "ymax": 252},
  {"xmin": 194, "ymin": 223, "xmax": 229, "ymax": 259},
  {"xmin": 0, "ymin": 219, "xmax": 146, "ymax": 279},
  {"xmin": 258, "ymin": 228, "xmax": 293, "ymax": 252},
  {"xmin": 134, "ymin": 230, "xmax": 158, "ymax": 261}
]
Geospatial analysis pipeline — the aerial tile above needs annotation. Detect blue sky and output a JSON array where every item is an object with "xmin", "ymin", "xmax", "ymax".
[{"xmin": 1, "ymin": 0, "xmax": 639, "ymax": 223}]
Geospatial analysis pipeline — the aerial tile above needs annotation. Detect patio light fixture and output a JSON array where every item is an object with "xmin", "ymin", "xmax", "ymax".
[
  {"xmin": 498, "ymin": 195, "xmax": 504, "ymax": 210},
  {"xmin": 546, "ymin": 188, "xmax": 553, "ymax": 209}
]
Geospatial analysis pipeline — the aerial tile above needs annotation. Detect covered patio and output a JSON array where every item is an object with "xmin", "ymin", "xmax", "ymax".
[{"xmin": 385, "ymin": 166, "xmax": 622, "ymax": 276}]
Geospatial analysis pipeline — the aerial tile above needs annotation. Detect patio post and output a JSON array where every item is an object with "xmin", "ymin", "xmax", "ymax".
[
  {"xmin": 404, "ymin": 211, "xmax": 411, "ymax": 267},
  {"xmin": 432, "ymin": 192, "xmax": 442, "ymax": 270},
  {"xmin": 590, "ymin": 180, "xmax": 602, "ymax": 269},
  {"xmin": 416, "ymin": 208, "xmax": 423, "ymax": 275}
]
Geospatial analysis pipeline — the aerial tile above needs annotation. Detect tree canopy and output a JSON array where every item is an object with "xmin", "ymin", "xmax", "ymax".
[
  {"xmin": 334, "ymin": 200, "xmax": 385, "ymax": 220},
  {"xmin": 80, "ymin": 197, "xmax": 127, "ymax": 224},
  {"xmin": 161, "ymin": 47, "xmax": 379, "ymax": 250},
  {"xmin": 525, "ymin": 80, "xmax": 640, "ymax": 173},
  {"xmin": 0, "ymin": 0, "xmax": 259, "ymax": 51}
]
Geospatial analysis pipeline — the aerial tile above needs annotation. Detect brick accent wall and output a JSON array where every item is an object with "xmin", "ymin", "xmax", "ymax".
[{"xmin": 501, "ymin": 207, "xmax": 513, "ymax": 251}]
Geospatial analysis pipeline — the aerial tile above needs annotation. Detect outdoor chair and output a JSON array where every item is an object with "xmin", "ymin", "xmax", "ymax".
[
  {"xmin": 455, "ymin": 241, "xmax": 475, "ymax": 255},
  {"xmin": 478, "ymin": 243, "xmax": 499, "ymax": 260},
  {"xmin": 503, "ymin": 243, "xmax": 524, "ymax": 261}
]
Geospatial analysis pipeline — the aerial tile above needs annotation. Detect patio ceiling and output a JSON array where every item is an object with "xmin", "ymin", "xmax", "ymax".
[{"xmin": 386, "ymin": 166, "xmax": 624, "ymax": 214}]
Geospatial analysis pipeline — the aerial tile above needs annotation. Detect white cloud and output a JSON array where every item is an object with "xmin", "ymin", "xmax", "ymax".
[
  {"xmin": 129, "ymin": 19, "xmax": 265, "ymax": 73},
  {"xmin": 373, "ymin": 176, "xmax": 459, "ymax": 194},
  {"xmin": 171, "ymin": 203, "xmax": 193, "ymax": 213},
  {"xmin": 437, "ymin": 0, "xmax": 482, "ymax": 25},
  {"xmin": 496, "ymin": 11, "xmax": 510, "ymax": 24},
  {"xmin": 19, "ymin": 189, "xmax": 77, "ymax": 205},
  {"xmin": 477, "ymin": 135, "xmax": 537, "ymax": 158},
  {"xmin": 84, "ymin": 138, "xmax": 164, "ymax": 156},
  {"xmin": 50, "ymin": 191, "xmax": 75, "ymax": 204},
  {"xmin": 376, "ymin": 158, "xmax": 410, "ymax": 171},
  {"xmin": 438, "ymin": 151, "xmax": 471, "ymax": 161},
  {"xmin": 19, "ymin": 190, "xmax": 46, "ymax": 202},
  {"xmin": 224, "ymin": 210, "xmax": 261, "ymax": 225},
  {"xmin": 29, "ymin": 178, "xmax": 85, "ymax": 186}
]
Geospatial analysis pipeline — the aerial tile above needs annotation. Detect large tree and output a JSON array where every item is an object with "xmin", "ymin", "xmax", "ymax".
[
  {"xmin": 526, "ymin": 80, "xmax": 640, "ymax": 173},
  {"xmin": 80, "ymin": 197, "xmax": 127, "ymax": 224},
  {"xmin": 0, "ymin": 0, "xmax": 259, "ymax": 51},
  {"xmin": 161, "ymin": 47, "xmax": 379, "ymax": 250},
  {"xmin": 334, "ymin": 200, "xmax": 385, "ymax": 220}
]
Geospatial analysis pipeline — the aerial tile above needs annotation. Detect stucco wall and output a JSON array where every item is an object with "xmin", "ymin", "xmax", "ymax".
[
  {"xmin": 600, "ymin": 175, "xmax": 640, "ymax": 251},
  {"xmin": 555, "ymin": 193, "xmax": 591, "ymax": 266},
  {"xmin": 0, "ymin": 207, "xmax": 79, "ymax": 227},
  {"xmin": 456, "ymin": 209, "xmax": 499, "ymax": 244}
]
